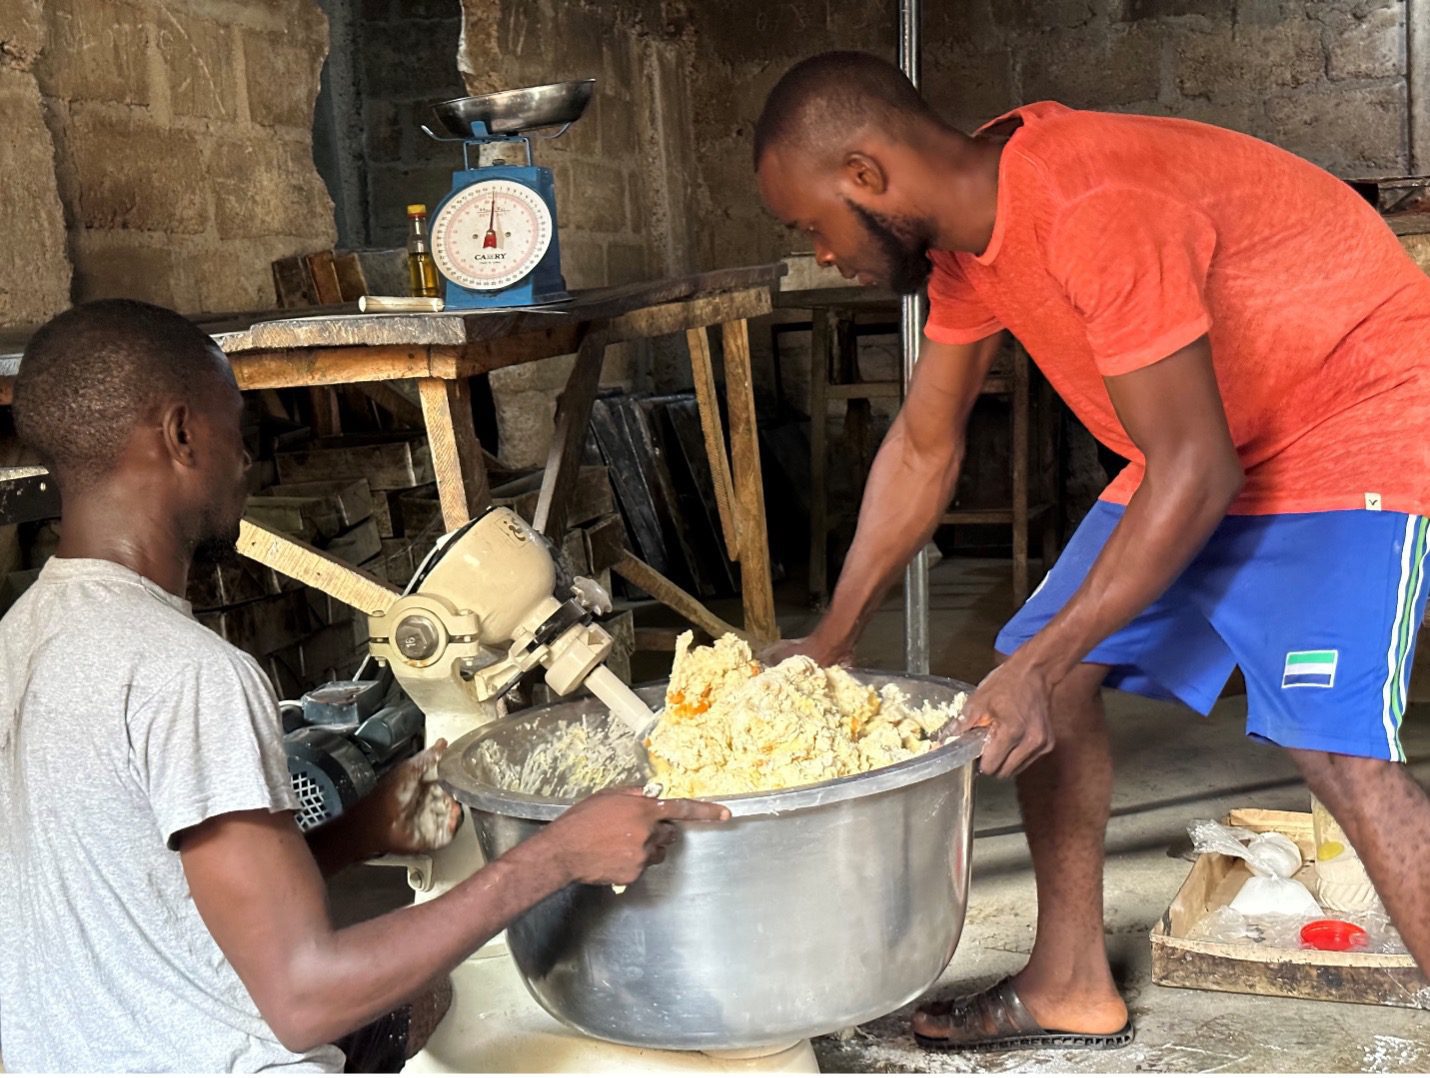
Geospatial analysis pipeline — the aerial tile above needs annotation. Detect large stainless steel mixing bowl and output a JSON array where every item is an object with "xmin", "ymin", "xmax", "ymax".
[
  {"xmin": 432, "ymin": 80, "xmax": 596, "ymax": 138},
  {"xmin": 438, "ymin": 672, "xmax": 981, "ymax": 1053}
]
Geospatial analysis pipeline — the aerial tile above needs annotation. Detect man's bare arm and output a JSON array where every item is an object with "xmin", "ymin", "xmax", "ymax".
[
  {"xmin": 179, "ymin": 789, "xmax": 729, "ymax": 1052},
  {"xmin": 795, "ymin": 332, "xmax": 1004, "ymax": 661},
  {"xmin": 968, "ymin": 335, "xmax": 1243, "ymax": 775}
]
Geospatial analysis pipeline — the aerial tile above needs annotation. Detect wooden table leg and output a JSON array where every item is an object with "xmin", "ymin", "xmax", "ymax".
[
  {"xmin": 808, "ymin": 310, "xmax": 832, "ymax": 608},
  {"xmin": 419, "ymin": 376, "xmax": 491, "ymax": 532},
  {"xmin": 533, "ymin": 329, "xmax": 607, "ymax": 543},
  {"xmin": 720, "ymin": 318, "xmax": 778, "ymax": 642},
  {"xmin": 686, "ymin": 327, "xmax": 740, "ymax": 554},
  {"xmin": 1012, "ymin": 345, "xmax": 1031, "ymax": 604},
  {"xmin": 612, "ymin": 553, "xmax": 746, "ymax": 643}
]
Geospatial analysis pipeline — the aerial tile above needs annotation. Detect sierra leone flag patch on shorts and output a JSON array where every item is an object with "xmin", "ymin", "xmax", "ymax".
[{"xmin": 1283, "ymin": 649, "xmax": 1338, "ymax": 689}]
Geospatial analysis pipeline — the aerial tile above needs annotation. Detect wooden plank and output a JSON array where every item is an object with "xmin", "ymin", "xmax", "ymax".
[
  {"xmin": 228, "ymin": 346, "xmax": 434, "ymax": 390},
  {"xmin": 533, "ymin": 329, "xmax": 608, "ymax": 542},
  {"xmin": 333, "ymin": 251, "xmax": 368, "ymax": 302},
  {"xmin": 827, "ymin": 381, "xmax": 900, "ymax": 400},
  {"xmin": 197, "ymin": 589, "xmax": 314, "ymax": 658},
  {"xmin": 276, "ymin": 436, "xmax": 433, "ymax": 491},
  {"xmin": 808, "ymin": 310, "xmax": 832, "ymax": 605},
  {"xmin": 583, "ymin": 513, "xmax": 629, "ymax": 575},
  {"xmin": 265, "ymin": 478, "xmax": 374, "ymax": 529},
  {"xmin": 685, "ymin": 327, "xmax": 739, "ymax": 554},
  {"xmin": 624, "ymin": 395, "xmax": 711, "ymax": 596},
  {"xmin": 603, "ymin": 288, "xmax": 772, "ymax": 350},
  {"xmin": 238, "ymin": 518, "xmax": 400, "ymax": 616},
  {"xmin": 271, "ymin": 255, "xmax": 315, "ymax": 309},
  {"xmin": 633, "ymin": 626, "xmax": 687, "ymax": 652},
  {"xmin": 305, "ymin": 251, "xmax": 345, "ymax": 306},
  {"xmin": 274, "ymin": 620, "xmax": 364, "ymax": 683},
  {"xmin": 243, "ymin": 498, "xmax": 328, "ymax": 543},
  {"xmin": 443, "ymin": 325, "xmax": 587, "ymax": 378},
  {"xmin": 600, "ymin": 608, "xmax": 635, "ymax": 682},
  {"xmin": 419, "ymin": 376, "xmax": 490, "ymax": 531},
  {"xmin": 353, "ymin": 381, "xmax": 425, "ymax": 427},
  {"xmin": 326, "ymin": 517, "xmax": 383, "ymax": 565},
  {"xmin": 378, "ymin": 538, "xmax": 418, "ymax": 584},
  {"xmin": 559, "ymin": 526, "xmax": 590, "ymax": 577},
  {"xmin": 720, "ymin": 319, "xmax": 778, "ymax": 642},
  {"xmin": 397, "ymin": 488, "xmax": 443, "ymax": 540},
  {"xmin": 187, "ymin": 558, "xmax": 289, "ymax": 611},
  {"xmin": 589, "ymin": 396, "xmax": 671, "ymax": 575},
  {"xmin": 661, "ymin": 398, "xmax": 738, "ymax": 594},
  {"xmin": 941, "ymin": 502, "xmax": 1053, "ymax": 527},
  {"xmin": 612, "ymin": 553, "xmax": 748, "ymax": 643}
]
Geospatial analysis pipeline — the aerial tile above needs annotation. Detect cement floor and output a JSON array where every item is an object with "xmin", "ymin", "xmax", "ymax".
[
  {"xmin": 804, "ymin": 558, "xmax": 1430, "ymax": 1075},
  {"xmin": 331, "ymin": 555, "xmax": 1430, "ymax": 1073}
]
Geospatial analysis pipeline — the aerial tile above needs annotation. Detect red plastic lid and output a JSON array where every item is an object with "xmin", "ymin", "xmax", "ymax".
[{"xmin": 1300, "ymin": 919, "xmax": 1369, "ymax": 951}]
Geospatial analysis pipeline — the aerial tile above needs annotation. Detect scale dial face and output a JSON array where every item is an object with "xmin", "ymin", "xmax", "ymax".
[{"xmin": 432, "ymin": 179, "xmax": 553, "ymax": 291}]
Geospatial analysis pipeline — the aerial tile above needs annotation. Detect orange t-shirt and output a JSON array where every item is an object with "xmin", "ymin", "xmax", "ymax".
[{"xmin": 926, "ymin": 102, "xmax": 1430, "ymax": 516}]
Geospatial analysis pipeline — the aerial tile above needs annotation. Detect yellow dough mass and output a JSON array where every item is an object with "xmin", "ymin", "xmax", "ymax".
[{"xmin": 646, "ymin": 632, "xmax": 968, "ymax": 798}]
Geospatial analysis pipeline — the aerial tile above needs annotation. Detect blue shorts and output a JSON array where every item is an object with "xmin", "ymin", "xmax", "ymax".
[{"xmin": 997, "ymin": 502, "xmax": 1430, "ymax": 761}]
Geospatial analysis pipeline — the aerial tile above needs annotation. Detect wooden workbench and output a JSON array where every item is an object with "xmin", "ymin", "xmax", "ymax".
[{"xmin": 0, "ymin": 265, "xmax": 785, "ymax": 643}]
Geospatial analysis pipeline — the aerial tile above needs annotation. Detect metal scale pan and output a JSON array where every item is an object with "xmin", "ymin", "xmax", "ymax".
[{"xmin": 427, "ymin": 79, "xmax": 596, "ymax": 140}]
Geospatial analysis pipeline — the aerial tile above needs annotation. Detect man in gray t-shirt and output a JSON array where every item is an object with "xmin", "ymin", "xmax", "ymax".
[{"xmin": 1, "ymin": 300, "xmax": 727, "ymax": 1072}]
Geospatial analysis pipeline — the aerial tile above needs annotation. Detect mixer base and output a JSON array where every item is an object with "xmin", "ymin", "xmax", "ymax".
[{"xmin": 402, "ymin": 946, "xmax": 820, "ymax": 1074}]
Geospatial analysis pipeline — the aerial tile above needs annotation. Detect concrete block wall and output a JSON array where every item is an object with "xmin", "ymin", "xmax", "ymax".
[
  {"xmin": 455, "ymin": 0, "xmax": 701, "ymax": 469},
  {"xmin": 0, "ymin": 0, "xmax": 71, "ymax": 327},
  {"xmin": 0, "ymin": 0, "xmax": 338, "ymax": 326},
  {"xmin": 688, "ymin": 0, "xmax": 1413, "ymax": 273},
  {"xmin": 458, "ymin": 0, "xmax": 700, "ymax": 291},
  {"xmin": 353, "ymin": 0, "xmax": 467, "ymax": 248}
]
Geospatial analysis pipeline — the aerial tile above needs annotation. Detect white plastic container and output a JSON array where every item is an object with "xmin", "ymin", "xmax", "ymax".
[{"xmin": 1311, "ymin": 795, "xmax": 1383, "ymax": 913}]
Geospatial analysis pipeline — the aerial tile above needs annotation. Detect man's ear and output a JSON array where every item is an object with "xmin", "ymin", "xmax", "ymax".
[
  {"xmin": 840, "ymin": 151, "xmax": 889, "ymax": 197},
  {"xmin": 161, "ymin": 402, "xmax": 197, "ymax": 467}
]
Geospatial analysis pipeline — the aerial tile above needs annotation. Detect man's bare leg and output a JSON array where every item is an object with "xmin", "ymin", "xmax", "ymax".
[
  {"xmin": 1290, "ymin": 749, "xmax": 1430, "ymax": 974},
  {"xmin": 914, "ymin": 660, "xmax": 1126, "ymax": 1038}
]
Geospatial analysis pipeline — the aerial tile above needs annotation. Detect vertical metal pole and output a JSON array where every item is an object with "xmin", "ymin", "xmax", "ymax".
[
  {"xmin": 899, "ymin": 0, "xmax": 930, "ymax": 675},
  {"xmin": 1410, "ymin": 0, "xmax": 1430, "ymax": 174}
]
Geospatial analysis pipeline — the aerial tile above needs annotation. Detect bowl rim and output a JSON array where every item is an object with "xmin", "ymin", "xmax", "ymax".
[
  {"xmin": 431, "ymin": 79, "xmax": 597, "ymax": 136},
  {"xmin": 438, "ymin": 669, "xmax": 984, "ymax": 821}
]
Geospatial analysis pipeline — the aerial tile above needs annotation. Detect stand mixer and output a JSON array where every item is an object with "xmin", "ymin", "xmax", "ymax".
[{"xmin": 361, "ymin": 507, "xmax": 818, "ymax": 1073}]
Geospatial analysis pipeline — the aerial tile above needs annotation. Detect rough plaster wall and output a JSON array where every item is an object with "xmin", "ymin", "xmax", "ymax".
[
  {"xmin": 456, "ymin": 0, "xmax": 697, "ymax": 468},
  {"xmin": 0, "ymin": 0, "xmax": 72, "ymax": 327},
  {"xmin": 690, "ymin": 0, "xmax": 1412, "ymax": 273},
  {"xmin": 0, "ymin": 0, "xmax": 337, "ymax": 325}
]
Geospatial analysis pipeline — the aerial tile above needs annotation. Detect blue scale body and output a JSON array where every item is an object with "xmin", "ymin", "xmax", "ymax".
[{"xmin": 432, "ymin": 158, "xmax": 568, "ymax": 310}]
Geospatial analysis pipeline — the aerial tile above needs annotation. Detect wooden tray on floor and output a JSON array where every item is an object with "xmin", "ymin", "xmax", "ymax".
[{"xmin": 1150, "ymin": 809, "xmax": 1429, "ymax": 1010}]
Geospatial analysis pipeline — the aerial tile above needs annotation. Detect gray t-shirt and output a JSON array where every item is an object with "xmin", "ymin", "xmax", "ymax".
[{"xmin": 0, "ymin": 558, "xmax": 344, "ymax": 1072}]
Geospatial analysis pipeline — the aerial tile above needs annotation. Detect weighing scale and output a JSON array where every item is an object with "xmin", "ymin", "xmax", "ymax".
[{"xmin": 421, "ymin": 81, "xmax": 594, "ymax": 310}]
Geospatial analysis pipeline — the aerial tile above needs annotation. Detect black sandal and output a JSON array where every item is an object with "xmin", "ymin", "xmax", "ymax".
[{"xmin": 912, "ymin": 978, "xmax": 1135, "ymax": 1053}]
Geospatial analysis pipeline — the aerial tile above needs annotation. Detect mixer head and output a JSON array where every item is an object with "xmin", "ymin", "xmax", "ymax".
[{"xmin": 367, "ymin": 507, "xmax": 655, "ymax": 735}]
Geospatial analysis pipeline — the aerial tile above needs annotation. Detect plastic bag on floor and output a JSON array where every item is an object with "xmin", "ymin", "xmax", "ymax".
[
  {"xmin": 1188, "ymin": 819, "xmax": 1321, "ymax": 918},
  {"xmin": 1188, "ymin": 906, "xmax": 1409, "ymax": 954}
]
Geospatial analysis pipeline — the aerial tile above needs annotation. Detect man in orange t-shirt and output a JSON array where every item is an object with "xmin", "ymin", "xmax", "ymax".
[{"xmin": 755, "ymin": 51, "xmax": 1430, "ymax": 1050}]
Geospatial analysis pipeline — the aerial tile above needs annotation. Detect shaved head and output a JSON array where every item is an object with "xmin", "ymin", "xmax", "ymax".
[
  {"xmin": 15, "ymin": 299, "xmax": 229, "ymax": 486},
  {"xmin": 753, "ymin": 50, "xmax": 938, "ymax": 168}
]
